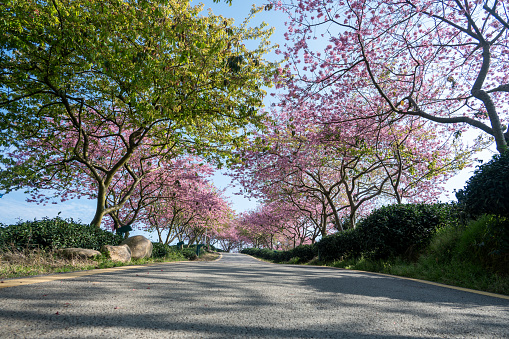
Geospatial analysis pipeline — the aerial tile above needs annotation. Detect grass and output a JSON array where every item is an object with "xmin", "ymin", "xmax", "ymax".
[
  {"xmin": 0, "ymin": 248, "xmax": 100, "ymax": 279},
  {"xmin": 259, "ymin": 216, "xmax": 509, "ymax": 296},
  {"xmin": 196, "ymin": 251, "xmax": 220, "ymax": 261},
  {"xmin": 0, "ymin": 247, "xmax": 218, "ymax": 280},
  {"xmin": 260, "ymin": 254, "xmax": 509, "ymax": 296},
  {"xmin": 322, "ymin": 255, "xmax": 509, "ymax": 296}
]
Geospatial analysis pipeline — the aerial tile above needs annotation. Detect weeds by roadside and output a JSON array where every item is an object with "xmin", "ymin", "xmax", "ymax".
[
  {"xmin": 0, "ymin": 248, "xmax": 200, "ymax": 280},
  {"xmin": 257, "ymin": 254, "xmax": 509, "ymax": 296},
  {"xmin": 196, "ymin": 251, "xmax": 220, "ymax": 262},
  {"xmin": 244, "ymin": 212, "xmax": 509, "ymax": 296},
  {"xmin": 324, "ymin": 255, "xmax": 509, "ymax": 296},
  {"xmin": 0, "ymin": 248, "xmax": 100, "ymax": 279}
]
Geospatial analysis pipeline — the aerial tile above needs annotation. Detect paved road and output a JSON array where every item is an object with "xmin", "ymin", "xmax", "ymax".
[{"xmin": 1, "ymin": 253, "xmax": 508, "ymax": 338}]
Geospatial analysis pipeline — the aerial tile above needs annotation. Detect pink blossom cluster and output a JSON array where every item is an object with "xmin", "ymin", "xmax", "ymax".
[{"xmin": 225, "ymin": 0, "xmax": 504, "ymax": 249}]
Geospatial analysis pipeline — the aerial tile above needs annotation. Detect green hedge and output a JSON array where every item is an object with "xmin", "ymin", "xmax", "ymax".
[
  {"xmin": 152, "ymin": 242, "xmax": 218, "ymax": 260},
  {"xmin": 151, "ymin": 242, "xmax": 190, "ymax": 261},
  {"xmin": 241, "ymin": 248, "xmax": 282, "ymax": 261},
  {"xmin": 241, "ymin": 245, "xmax": 316, "ymax": 263},
  {"xmin": 286, "ymin": 244, "xmax": 316, "ymax": 263},
  {"xmin": 151, "ymin": 242, "xmax": 173, "ymax": 258},
  {"xmin": 243, "ymin": 203, "xmax": 462, "ymax": 263},
  {"xmin": 181, "ymin": 247, "xmax": 198, "ymax": 260},
  {"xmin": 456, "ymin": 151, "xmax": 509, "ymax": 218},
  {"xmin": 356, "ymin": 203, "xmax": 459, "ymax": 260},
  {"xmin": 316, "ymin": 228, "xmax": 363, "ymax": 262},
  {"xmin": 0, "ymin": 217, "xmax": 123, "ymax": 251}
]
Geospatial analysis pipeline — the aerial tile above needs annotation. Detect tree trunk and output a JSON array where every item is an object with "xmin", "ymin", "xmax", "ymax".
[{"xmin": 90, "ymin": 187, "xmax": 107, "ymax": 227}]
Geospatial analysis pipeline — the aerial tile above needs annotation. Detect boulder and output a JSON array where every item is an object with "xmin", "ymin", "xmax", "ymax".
[
  {"xmin": 100, "ymin": 244, "xmax": 131, "ymax": 262},
  {"xmin": 59, "ymin": 248, "xmax": 101, "ymax": 259},
  {"xmin": 121, "ymin": 235, "xmax": 153, "ymax": 260}
]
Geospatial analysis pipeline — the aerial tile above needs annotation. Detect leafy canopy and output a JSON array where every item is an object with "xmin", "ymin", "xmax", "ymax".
[{"xmin": 0, "ymin": 0, "xmax": 278, "ymax": 192}]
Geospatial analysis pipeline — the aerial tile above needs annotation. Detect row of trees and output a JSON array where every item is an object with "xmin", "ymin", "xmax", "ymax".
[
  {"xmin": 227, "ymin": 0, "xmax": 508, "ymax": 249},
  {"xmin": 1, "ymin": 0, "xmax": 507, "ymax": 250},
  {"xmin": 0, "ymin": 0, "xmax": 277, "ymax": 244}
]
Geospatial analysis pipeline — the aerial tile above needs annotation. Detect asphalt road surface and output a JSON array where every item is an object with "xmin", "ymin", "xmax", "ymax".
[{"xmin": 1, "ymin": 252, "xmax": 508, "ymax": 338}]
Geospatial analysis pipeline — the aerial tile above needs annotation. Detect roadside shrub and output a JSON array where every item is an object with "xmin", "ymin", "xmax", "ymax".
[
  {"xmin": 456, "ymin": 215, "xmax": 509, "ymax": 274},
  {"xmin": 287, "ymin": 257, "xmax": 301, "ymax": 264},
  {"xmin": 242, "ymin": 248, "xmax": 262, "ymax": 257},
  {"xmin": 258, "ymin": 248, "xmax": 279, "ymax": 261},
  {"xmin": 207, "ymin": 244, "xmax": 224, "ymax": 252},
  {"xmin": 182, "ymin": 247, "xmax": 198, "ymax": 260},
  {"xmin": 356, "ymin": 203, "xmax": 458, "ymax": 260},
  {"xmin": 240, "ymin": 247, "xmax": 254, "ymax": 255},
  {"xmin": 456, "ymin": 151, "xmax": 509, "ymax": 218},
  {"xmin": 151, "ymin": 242, "xmax": 173, "ymax": 258},
  {"xmin": 287, "ymin": 244, "xmax": 316, "ymax": 263},
  {"xmin": 456, "ymin": 216, "xmax": 492, "ymax": 262},
  {"xmin": 274, "ymin": 249, "xmax": 291, "ymax": 262},
  {"xmin": 316, "ymin": 228, "xmax": 363, "ymax": 262},
  {"xmin": 0, "ymin": 217, "xmax": 123, "ymax": 251},
  {"xmin": 262, "ymin": 248, "xmax": 276, "ymax": 261},
  {"xmin": 241, "ymin": 248, "xmax": 284, "ymax": 261},
  {"xmin": 427, "ymin": 223, "xmax": 463, "ymax": 263}
]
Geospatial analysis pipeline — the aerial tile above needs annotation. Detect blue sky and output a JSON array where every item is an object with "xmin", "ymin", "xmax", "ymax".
[{"xmin": 0, "ymin": 0, "xmax": 497, "ymax": 232}]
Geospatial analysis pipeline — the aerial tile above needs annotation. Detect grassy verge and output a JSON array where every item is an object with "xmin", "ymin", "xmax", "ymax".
[
  {"xmin": 247, "ymin": 214, "xmax": 509, "ymax": 296},
  {"xmin": 0, "ymin": 248, "xmax": 217, "ymax": 280},
  {"xmin": 266, "ymin": 254, "xmax": 508, "ymax": 296},
  {"xmin": 245, "ymin": 251, "xmax": 509, "ymax": 295},
  {"xmin": 320, "ymin": 255, "xmax": 509, "ymax": 296},
  {"xmin": 197, "ymin": 251, "xmax": 220, "ymax": 261}
]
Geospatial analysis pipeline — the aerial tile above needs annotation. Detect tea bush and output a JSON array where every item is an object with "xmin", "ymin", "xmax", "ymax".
[
  {"xmin": 316, "ymin": 228, "xmax": 363, "ymax": 262},
  {"xmin": 356, "ymin": 203, "xmax": 460, "ymax": 260},
  {"xmin": 287, "ymin": 244, "xmax": 316, "ymax": 263},
  {"xmin": 151, "ymin": 242, "xmax": 173, "ymax": 258},
  {"xmin": 241, "ymin": 248, "xmax": 283, "ymax": 261},
  {"xmin": 0, "ymin": 217, "xmax": 122, "ymax": 251},
  {"xmin": 178, "ymin": 246, "xmax": 198, "ymax": 260},
  {"xmin": 456, "ymin": 151, "xmax": 509, "ymax": 218}
]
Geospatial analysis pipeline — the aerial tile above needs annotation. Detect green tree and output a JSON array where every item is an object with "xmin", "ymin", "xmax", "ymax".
[{"xmin": 0, "ymin": 0, "xmax": 277, "ymax": 227}]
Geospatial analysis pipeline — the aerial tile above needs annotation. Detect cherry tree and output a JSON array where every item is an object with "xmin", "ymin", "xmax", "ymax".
[
  {"xmin": 215, "ymin": 226, "xmax": 243, "ymax": 252},
  {"xmin": 271, "ymin": 201, "xmax": 323, "ymax": 247},
  {"xmin": 238, "ymin": 203, "xmax": 294, "ymax": 249},
  {"xmin": 274, "ymin": 0, "xmax": 508, "ymax": 152},
  {"xmin": 181, "ymin": 189, "xmax": 232, "ymax": 246},
  {"xmin": 140, "ymin": 177, "xmax": 231, "ymax": 245},
  {"xmin": 237, "ymin": 199, "xmax": 323, "ymax": 249},
  {"xmin": 0, "ymin": 0, "xmax": 277, "ymax": 227},
  {"xmin": 232, "ymin": 99, "xmax": 477, "ymax": 230},
  {"xmin": 101, "ymin": 156, "xmax": 214, "ymax": 234},
  {"xmin": 214, "ymin": 216, "xmax": 250, "ymax": 252}
]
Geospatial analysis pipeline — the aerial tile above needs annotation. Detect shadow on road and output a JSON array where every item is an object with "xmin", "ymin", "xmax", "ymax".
[{"xmin": 0, "ymin": 253, "xmax": 507, "ymax": 338}]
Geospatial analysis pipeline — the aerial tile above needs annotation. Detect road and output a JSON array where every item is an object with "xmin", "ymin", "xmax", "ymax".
[{"xmin": 0, "ymin": 252, "xmax": 508, "ymax": 338}]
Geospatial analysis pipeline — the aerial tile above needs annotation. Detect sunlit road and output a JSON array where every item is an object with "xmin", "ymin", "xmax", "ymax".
[{"xmin": 1, "ymin": 252, "xmax": 508, "ymax": 338}]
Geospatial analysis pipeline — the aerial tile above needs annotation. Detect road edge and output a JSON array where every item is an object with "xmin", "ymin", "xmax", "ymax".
[
  {"xmin": 241, "ymin": 253, "xmax": 509, "ymax": 301},
  {"xmin": 0, "ymin": 261, "xmax": 184, "ymax": 289}
]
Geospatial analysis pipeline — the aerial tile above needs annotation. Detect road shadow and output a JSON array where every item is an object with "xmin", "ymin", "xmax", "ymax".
[{"xmin": 0, "ymin": 253, "xmax": 507, "ymax": 338}]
